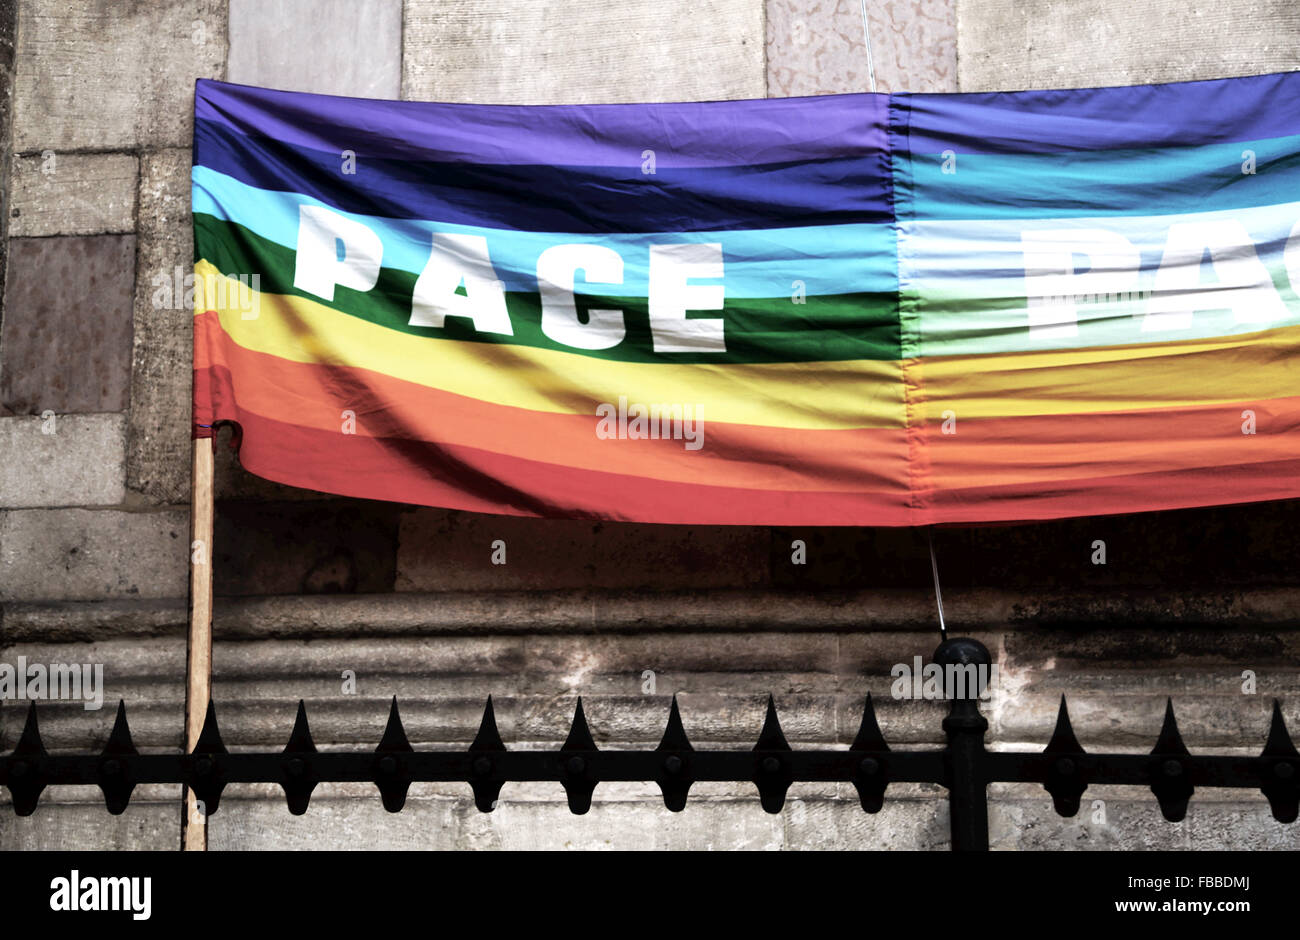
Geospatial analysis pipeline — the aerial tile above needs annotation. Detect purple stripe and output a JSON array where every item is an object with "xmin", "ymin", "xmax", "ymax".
[
  {"xmin": 903, "ymin": 69, "xmax": 1300, "ymax": 155},
  {"xmin": 195, "ymin": 79, "xmax": 889, "ymax": 169}
]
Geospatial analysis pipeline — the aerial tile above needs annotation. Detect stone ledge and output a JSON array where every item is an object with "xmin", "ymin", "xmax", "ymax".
[{"xmin": 5, "ymin": 587, "xmax": 1300, "ymax": 642}]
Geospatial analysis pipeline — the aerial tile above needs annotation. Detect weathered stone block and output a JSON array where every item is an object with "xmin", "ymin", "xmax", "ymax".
[
  {"xmin": 958, "ymin": 0, "xmax": 1300, "ymax": 91},
  {"xmin": 0, "ymin": 0, "xmax": 15, "ymax": 330},
  {"xmin": 1, "ymin": 235, "xmax": 136, "ymax": 415},
  {"xmin": 0, "ymin": 508, "xmax": 188, "ymax": 602},
  {"xmin": 989, "ymin": 792, "xmax": 1194, "ymax": 850},
  {"xmin": 8, "ymin": 153, "xmax": 138, "ymax": 237},
  {"xmin": 1186, "ymin": 801, "xmax": 1300, "ymax": 850},
  {"xmin": 783, "ymin": 794, "xmax": 951, "ymax": 850},
  {"xmin": 227, "ymin": 0, "xmax": 402, "ymax": 97},
  {"xmin": 13, "ymin": 0, "xmax": 226, "ymax": 151},
  {"xmin": 126, "ymin": 149, "xmax": 193, "ymax": 505},
  {"xmin": 0, "ymin": 413, "xmax": 126, "ymax": 508},
  {"xmin": 766, "ymin": 0, "xmax": 957, "ymax": 95},
  {"xmin": 210, "ymin": 792, "xmax": 459, "ymax": 850},
  {"xmin": 458, "ymin": 795, "xmax": 786, "ymax": 850},
  {"xmin": 402, "ymin": 0, "xmax": 765, "ymax": 104},
  {"xmin": 0, "ymin": 796, "xmax": 181, "ymax": 850}
]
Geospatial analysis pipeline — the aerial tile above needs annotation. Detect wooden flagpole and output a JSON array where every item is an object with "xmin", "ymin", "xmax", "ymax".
[{"xmin": 182, "ymin": 435, "xmax": 215, "ymax": 851}]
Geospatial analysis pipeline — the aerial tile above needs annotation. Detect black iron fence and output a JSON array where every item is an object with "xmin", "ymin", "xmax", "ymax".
[{"xmin": 2, "ymin": 638, "xmax": 1297, "ymax": 851}]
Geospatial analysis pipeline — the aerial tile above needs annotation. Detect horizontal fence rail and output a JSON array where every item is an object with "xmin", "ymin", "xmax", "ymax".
[{"xmin": 2, "ymin": 639, "xmax": 1297, "ymax": 850}]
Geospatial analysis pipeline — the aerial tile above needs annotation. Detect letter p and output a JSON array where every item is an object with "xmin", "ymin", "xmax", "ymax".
[{"xmin": 293, "ymin": 205, "xmax": 383, "ymax": 301}]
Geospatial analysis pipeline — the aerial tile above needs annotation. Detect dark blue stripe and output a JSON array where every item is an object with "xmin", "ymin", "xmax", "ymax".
[{"xmin": 194, "ymin": 118, "xmax": 893, "ymax": 233}]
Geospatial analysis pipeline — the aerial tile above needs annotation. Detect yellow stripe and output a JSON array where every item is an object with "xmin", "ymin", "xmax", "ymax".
[
  {"xmin": 198, "ymin": 261, "xmax": 1297, "ymax": 429},
  {"xmin": 921, "ymin": 325, "xmax": 1300, "ymax": 420},
  {"xmin": 195, "ymin": 260, "xmax": 904, "ymax": 431}
]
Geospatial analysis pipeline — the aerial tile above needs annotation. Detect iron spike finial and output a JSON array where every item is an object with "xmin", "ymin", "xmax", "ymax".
[
  {"xmin": 189, "ymin": 698, "xmax": 229, "ymax": 816},
  {"xmin": 377, "ymin": 696, "xmax": 413, "ymax": 753},
  {"xmin": 1043, "ymin": 695, "xmax": 1088, "ymax": 818},
  {"xmin": 1262, "ymin": 700, "xmax": 1298, "ymax": 758},
  {"xmin": 98, "ymin": 701, "xmax": 139, "ymax": 815},
  {"xmin": 103, "ymin": 700, "xmax": 137, "ymax": 756},
  {"xmin": 656, "ymin": 695, "xmax": 694, "ymax": 753},
  {"xmin": 558, "ymin": 698, "xmax": 599, "ymax": 815},
  {"xmin": 1149, "ymin": 698, "xmax": 1193, "ymax": 822},
  {"xmin": 469, "ymin": 695, "xmax": 506, "ymax": 753},
  {"xmin": 655, "ymin": 695, "xmax": 695, "ymax": 812},
  {"xmin": 373, "ymin": 696, "xmax": 415, "ymax": 813},
  {"xmin": 561, "ymin": 697, "xmax": 599, "ymax": 754},
  {"xmin": 752, "ymin": 695, "xmax": 793, "ymax": 813},
  {"xmin": 850, "ymin": 693, "xmax": 889, "ymax": 753},
  {"xmin": 283, "ymin": 700, "xmax": 318, "ymax": 755},
  {"xmin": 6, "ymin": 703, "xmax": 48, "ymax": 815},
  {"xmin": 1153, "ymin": 698, "xmax": 1190, "ymax": 757},
  {"xmin": 279, "ymin": 701, "xmax": 319, "ymax": 815},
  {"xmin": 15, "ymin": 701, "xmax": 46, "ymax": 757},
  {"xmin": 1260, "ymin": 700, "xmax": 1299, "ymax": 824},
  {"xmin": 193, "ymin": 698, "xmax": 227, "ymax": 755},
  {"xmin": 850, "ymin": 694, "xmax": 890, "ymax": 814},
  {"xmin": 754, "ymin": 694, "xmax": 791, "ymax": 753},
  {"xmin": 467, "ymin": 696, "xmax": 507, "ymax": 813},
  {"xmin": 1044, "ymin": 695, "xmax": 1085, "ymax": 755}
]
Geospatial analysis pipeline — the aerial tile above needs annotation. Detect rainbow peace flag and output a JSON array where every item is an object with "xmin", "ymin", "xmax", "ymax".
[{"xmin": 192, "ymin": 74, "xmax": 1300, "ymax": 525}]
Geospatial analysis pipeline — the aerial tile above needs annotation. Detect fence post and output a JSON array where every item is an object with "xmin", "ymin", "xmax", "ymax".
[{"xmin": 935, "ymin": 636, "xmax": 992, "ymax": 852}]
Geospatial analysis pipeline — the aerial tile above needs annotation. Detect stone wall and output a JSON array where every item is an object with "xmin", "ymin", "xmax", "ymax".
[{"xmin": 1, "ymin": 0, "xmax": 1298, "ymax": 850}]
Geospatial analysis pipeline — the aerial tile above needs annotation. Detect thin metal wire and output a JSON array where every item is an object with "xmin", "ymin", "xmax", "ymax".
[
  {"xmin": 928, "ymin": 528, "xmax": 947, "ymax": 638},
  {"xmin": 859, "ymin": 0, "xmax": 878, "ymax": 93}
]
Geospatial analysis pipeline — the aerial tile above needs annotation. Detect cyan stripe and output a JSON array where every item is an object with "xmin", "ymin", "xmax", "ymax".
[
  {"xmin": 906, "ymin": 134, "xmax": 1300, "ymax": 220},
  {"xmin": 192, "ymin": 165, "xmax": 899, "ymax": 299}
]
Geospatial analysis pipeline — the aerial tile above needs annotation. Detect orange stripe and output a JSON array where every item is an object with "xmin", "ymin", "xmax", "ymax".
[
  {"xmin": 195, "ymin": 312, "xmax": 909, "ymax": 495},
  {"xmin": 218, "ymin": 409, "xmax": 915, "ymax": 525}
]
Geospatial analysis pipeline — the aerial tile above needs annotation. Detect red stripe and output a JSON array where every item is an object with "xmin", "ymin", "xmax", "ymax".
[
  {"xmin": 223, "ymin": 409, "xmax": 914, "ymax": 524},
  {"xmin": 923, "ymin": 402, "xmax": 1300, "ymax": 521}
]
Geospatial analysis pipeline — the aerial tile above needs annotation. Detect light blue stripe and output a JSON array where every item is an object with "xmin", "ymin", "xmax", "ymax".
[
  {"xmin": 192, "ymin": 166, "xmax": 897, "ymax": 298},
  {"xmin": 906, "ymin": 134, "xmax": 1300, "ymax": 221}
]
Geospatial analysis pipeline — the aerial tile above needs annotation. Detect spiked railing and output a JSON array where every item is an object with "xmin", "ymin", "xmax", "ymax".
[{"xmin": 1, "ymin": 637, "xmax": 1297, "ymax": 850}]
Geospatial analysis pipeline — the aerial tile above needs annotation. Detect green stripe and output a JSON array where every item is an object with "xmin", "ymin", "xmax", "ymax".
[
  {"xmin": 906, "ymin": 258, "xmax": 1300, "ymax": 357},
  {"xmin": 194, "ymin": 213, "xmax": 901, "ymax": 364}
]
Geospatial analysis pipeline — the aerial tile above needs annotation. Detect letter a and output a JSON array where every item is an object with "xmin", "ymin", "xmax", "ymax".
[{"xmin": 410, "ymin": 233, "xmax": 513, "ymax": 335}]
